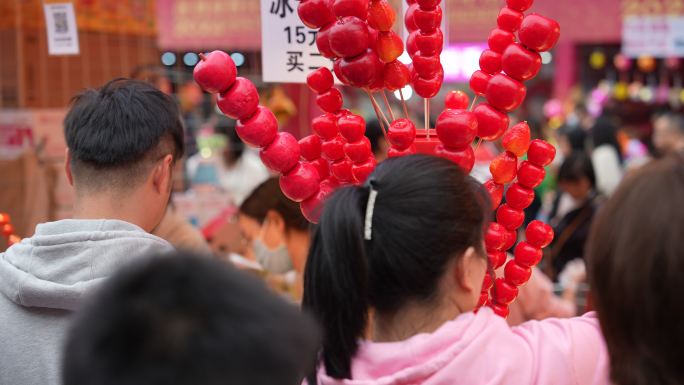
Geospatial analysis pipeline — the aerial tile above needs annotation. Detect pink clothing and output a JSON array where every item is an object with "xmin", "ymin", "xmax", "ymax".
[
  {"xmin": 316, "ymin": 308, "xmax": 609, "ymax": 385},
  {"xmin": 507, "ymin": 267, "xmax": 576, "ymax": 326}
]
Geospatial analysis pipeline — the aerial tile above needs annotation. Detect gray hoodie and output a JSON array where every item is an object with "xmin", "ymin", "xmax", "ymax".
[{"xmin": 0, "ymin": 219, "xmax": 174, "ymax": 385}]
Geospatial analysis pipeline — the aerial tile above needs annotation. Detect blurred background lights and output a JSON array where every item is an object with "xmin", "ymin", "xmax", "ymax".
[
  {"xmin": 394, "ymin": 85, "xmax": 413, "ymax": 101},
  {"xmin": 230, "ymin": 52, "xmax": 245, "ymax": 67},
  {"xmin": 161, "ymin": 52, "xmax": 176, "ymax": 66},
  {"xmin": 184, "ymin": 52, "xmax": 199, "ymax": 67}
]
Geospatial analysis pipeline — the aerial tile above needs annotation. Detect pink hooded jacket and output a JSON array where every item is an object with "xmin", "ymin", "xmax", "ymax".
[{"xmin": 314, "ymin": 307, "xmax": 609, "ymax": 385}]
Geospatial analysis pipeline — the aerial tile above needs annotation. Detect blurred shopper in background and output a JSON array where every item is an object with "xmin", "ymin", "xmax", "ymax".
[
  {"xmin": 547, "ymin": 152, "xmax": 602, "ymax": 279},
  {"xmin": 590, "ymin": 117, "xmax": 624, "ymax": 196},
  {"xmin": 187, "ymin": 117, "xmax": 269, "ymax": 205},
  {"xmin": 653, "ymin": 112, "xmax": 684, "ymax": 157}
]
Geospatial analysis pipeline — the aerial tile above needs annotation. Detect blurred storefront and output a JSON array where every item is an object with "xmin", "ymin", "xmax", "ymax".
[{"xmin": 0, "ymin": 0, "xmax": 159, "ymax": 238}]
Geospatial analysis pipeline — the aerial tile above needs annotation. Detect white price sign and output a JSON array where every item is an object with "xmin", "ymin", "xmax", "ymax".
[
  {"xmin": 43, "ymin": 2, "xmax": 80, "ymax": 56},
  {"xmin": 622, "ymin": 16, "xmax": 684, "ymax": 58},
  {"xmin": 260, "ymin": 0, "xmax": 331, "ymax": 83}
]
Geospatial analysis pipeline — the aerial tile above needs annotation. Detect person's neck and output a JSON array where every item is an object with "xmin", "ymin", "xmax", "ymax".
[
  {"xmin": 71, "ymin": 193, "xmax": 154, "ymax": 232},
  {"xmin": 372, "ymin": 298, "xmax": 463, "ymax": 342},
  {"xmin": 287, "ymin": 230, "xmax": 310, "ymax": 274}
]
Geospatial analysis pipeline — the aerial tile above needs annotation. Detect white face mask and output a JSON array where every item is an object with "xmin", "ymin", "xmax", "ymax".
[{"xmin": 252, "ymin": 221, "xmax": 293, "ymax": 274}]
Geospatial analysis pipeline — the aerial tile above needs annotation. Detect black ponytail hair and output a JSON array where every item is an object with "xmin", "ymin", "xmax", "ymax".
[{"xmin": 303, "ymin": 155, "xmax": 488, "ymax": 382}]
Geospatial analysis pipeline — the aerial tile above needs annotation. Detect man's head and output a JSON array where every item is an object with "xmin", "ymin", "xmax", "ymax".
[
  {"xmin": 63, "ymin": 252, "xmax": 321, "ymax": 385},
  {"xmin": 64, "ymin": 79, "xmax": 184, "ymax": 230},
  {"xmin": 653, "ymin": 112, "xmax": 684, "ymax": 156}
]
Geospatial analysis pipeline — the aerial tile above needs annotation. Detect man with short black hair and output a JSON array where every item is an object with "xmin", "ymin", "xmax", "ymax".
[
  {"xmin": 0, "ymin": 79, "xmax": 184, "ymax": 385},
  {"xmin": 63, "ymin": 252, "xmax": 320, "ymax": 385}
]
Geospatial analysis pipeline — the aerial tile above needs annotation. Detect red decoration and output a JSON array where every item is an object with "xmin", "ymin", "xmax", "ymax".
[
  {"xmin": 434, "ymin": 145, "xmax": 475, "ymax": 173},
  {"xmin": 484, "ymin": 180, "xmax": 504, "ymax": 210},
  {"xmin": 501, "ymin": 121, "xmax": 531, "ymax": 157},
  {"xmin": 497, "ymin": 8, "xmax": 524, "ymax": 32},
  {"xmin": 299, "ymin": 135, "xmax": 323, "ymax": 161},
  {"xmin": 488, "ymin": 250, "xmax": 507, "ymax": 269},
  {"xmin": 217, "ymin": 77, "xmax": 259, "ymax": 120},
  {"xmin": 260, "ymin": 132, "xmax": 301, "ymax": 173},
  {"xmin": 193, "ymin": 51, "xmax": 236, "ymax": 94},
  {"xmin": 280, "ymin": 162, "xmax": 321, "ymax": 202},
  {"xmin": 504, "ymin": 260, "xmax": 532, "ymax": 285},
  {"xmin": 492, "ymin": 278, "xmax": 518, "ymax": 305},
  {"xmin": 307, "ymin": 67, "xmax": 335, "ymax": 94},
  {"xmin": 414, "ymin": 6, "xmax": 442, "ymax": 32},
  {"xmin": 526, "ymin": 220, "xmax": 554, "ymax": 248},
  {"xmin": 485, "ymin": 222, "xmax": 509, "ymax": 251},
  {"xmin": 330, "ymin": 16, "xmax": 371, "ymax": 58},
  {"xmin": 502, "ymin": 43, "xmax": 542, "ymax": 81},
  {"xmin": 490, "ymin": 151, "xmax": 518, "ymax": 184},
  {"xmin": 321, "ymin": 135, "xmax": 347, "ymax": 162},
  {"xmin": 369, "ymin": 0, "xmax": 396, "ymax": 32},
  {"xmin": 445, "ymin": 90, "xmax": 469, "ymax": 110},
  {"xmin": 317, "ymin": 88, "xmax": 344, "ymax": 113},
  {"xmin": 194, "ymin": 0, "xmax": 561, "ymax": 318},
  {"xmin": 388, "ymin": 119, "xmax": 417, "ymax": 150},
  {"xmin": 298, "ymin": 0, "xmax": 336, "ymax": 29},
  {"xmin": 486, "ymin": 73, "xmax": 527, "ymax": 112},
  {"xmin": 518, "ymin": 14, "xmax": 561, "ymax": 52},
  {"xmin": 479, "ymin": 49, "xmax": 503, "ymax": 75},
  {"xmin": 316, "ymin": 24, "xmax": 336, "ymax": 59},
  {"xmin": 236, "ymin": 106, "xmax": 278, "ymax": 148},
  {"xmin": 469, "ymin": 70, "xmax": 492, "ymax": 96},
  {"xmin": 496, "ymin": 204, "xmax": 525, "ymax": 230},
  {"xmin": 338, "ymin": 114, "xmax": 366, "ymax": 143},
  {"xmin": 344, "ymin": 137, "xmax": 372, "ymax": 163},
  {"xmin": 312, "ymin": 113, "xmax": 339, "ymax": 140},
  {"xmin": 506, "ymin": 0, "xmax": 533, "ymax": 12},
  {"xmin": 376, "ymin": 31, "xmax": 404, "ymax": 63},
  {"xmin": 505, "ymin": 183, "xmax": 535, "ymax": 210},
  {"xmin": 487, "ymin": 28, "xmax": 516, "ymax": 53},
  {"xmin": 513, "ymin": 241, "xmax": 543, "ymax": 267},
  {"xmin": 332, "ymin": 0, "xmax": 369, "ymax": 20},
  {"xmin": 473, "ymin": 103, "xmax": 509, "ymax": 141},
  {"xmin": 527, "ymin": 139, "xmax": 556, "ymax": 167},
  {"xmin": 435, "ymin": 110, "xmax": 478, "ymax": 150},
  {"xmin": 517, "ymin": 161, "xmax": 546, "ymax": 188}
]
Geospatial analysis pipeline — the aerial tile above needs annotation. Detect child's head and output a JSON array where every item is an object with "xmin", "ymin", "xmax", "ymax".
[
  {"xmin": 239, "ymin": 178, "xmax": 310, "ymax": 273},
  {"xmin": 588, "ymin": 154, "xmax": 684, "ymax": 385},
  {"xmin": 303, "ymin": 155, "xmax": 488, "ymax": 379},
  {"xmin": 64, "ymin": 79, "xmax": 184, "ymax": 231},
  {"xmin": 62, "ymin": 252, "xmax": 320, "ymax": 385},
  {"xmin": 557, "ymin": 152, "xmax": 596, "ymax": 201}
]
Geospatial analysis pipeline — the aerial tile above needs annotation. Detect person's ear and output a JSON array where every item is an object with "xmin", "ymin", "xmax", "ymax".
[
  {"xmin": 64, "ymin": 148, "xmax": 74, "ymax": 187},
  {"xmin": 454, "ymin": 247, "xmax": 484, "ymax": 293},
  {"xmin": 152, "ymin": 154, "xmax": 174, "ymax": 195}
]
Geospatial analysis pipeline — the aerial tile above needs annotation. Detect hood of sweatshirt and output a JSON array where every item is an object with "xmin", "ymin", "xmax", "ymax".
[{"xmin": 0, "ymin": 219, "xmax": 173, "ymax": 311}]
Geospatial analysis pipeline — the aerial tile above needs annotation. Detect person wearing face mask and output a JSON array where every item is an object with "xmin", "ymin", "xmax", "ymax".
[{"xmin": 238, "ymin": 178, "xmax": 311, "ymax": 281}]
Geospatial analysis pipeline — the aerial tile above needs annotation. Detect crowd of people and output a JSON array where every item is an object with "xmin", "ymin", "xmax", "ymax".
[{"xmin": 0, "ymin": 79, "xmax": 683, "ymax": 385}]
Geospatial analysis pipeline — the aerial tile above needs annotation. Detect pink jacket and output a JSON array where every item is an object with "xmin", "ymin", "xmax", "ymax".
[{"xmin": 315, "ymin": 308, "xmax": 609, "ymax": 385}]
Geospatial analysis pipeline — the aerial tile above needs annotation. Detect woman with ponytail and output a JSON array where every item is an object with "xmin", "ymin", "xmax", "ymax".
[{"xmin": 303, "ymin": 155, "xmax": 609, "ymax": 385}]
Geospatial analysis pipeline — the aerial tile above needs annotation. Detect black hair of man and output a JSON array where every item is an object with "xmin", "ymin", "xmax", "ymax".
[
  {"xmin": 62, "ymin": 252, "xmax": 321, "ymax": 385},
  {"xmin": 64, "ymin": 78, "xmax": 185, "ymax": 190}
]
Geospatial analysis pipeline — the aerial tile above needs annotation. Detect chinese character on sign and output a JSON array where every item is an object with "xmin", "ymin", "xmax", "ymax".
[
  {"xmin": 286, "ymin": 51, "xmax": 304, "ymax": 72},
  {"xmin": 270, "ymin": 0, "xmax": 294, "ymax": 18}
]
